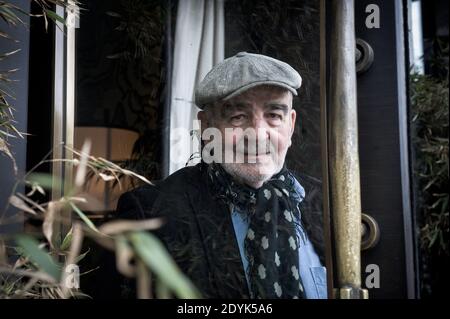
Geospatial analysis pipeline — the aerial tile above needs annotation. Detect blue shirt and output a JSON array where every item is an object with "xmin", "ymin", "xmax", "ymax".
[{"xmin": 229, "ymin": 175, "xmax": 328, "ymax": 299}]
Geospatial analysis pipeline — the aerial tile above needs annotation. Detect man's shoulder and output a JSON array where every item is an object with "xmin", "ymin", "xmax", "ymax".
[
  {"xmin": 115, "ymin": 164, "xmax": 206, "ymax": 219},
  {"xmin": 122, "ymin": 163, "xmax": 205, "ymax": 197},
  {"xmin": 157, "ymin": 163, "xmax": 206, "ymax": 193}
]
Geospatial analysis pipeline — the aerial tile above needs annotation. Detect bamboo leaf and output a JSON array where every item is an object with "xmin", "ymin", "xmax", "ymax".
[
  {"xmin": 155, "ymin": 279, "xmax": 171, "ymax": 299},
  {"xmin": 14, "ymin": 235, "xmax": 61, "ymax": 281},
  {"xmin": 128, "ymin": 231, "xmax": 201, "ymax": 299},
  {"xmin": 99, "ymin": 172, "xmax": 115, "ymax": 181},
  {"xmin": 114, "ymin": 235, "xmax": 136, "ymax": 278},
  {"xmin": 0, "ymin": 48, "xmax": 21, "ymax": 60},
  {"xmin": 27, "ymin": 172, "xmax": 56, "ymax": 190},
  {"xmin": 60, "ymin": 227, "xmax": 73, "ymax": 251},
  {"xmin": 98, "ymin": 218, "xmax": 163, "ymax": 235},
  {"xmin": 43, "ymin": 202, "xmax": 57, "ymax": 249},
  {"xmin": 0, "ymin": 137, "xmax": 17, "ymax": 174},
  {"xmin": 74, "ymin": 248, "xmax": 90, "ymax": 264},
  {"xmin": 69, "ymin": 202, "xmax": 100, "ymax": 233},
  {"xmin": 74, "ymin": 140, "xmax": 91, "ymax": 188},
  {"xmin": 9, "ymin": 195, "xmax": 36, "ymax": 215},
  {"xmin": 44, "ymin": 9, "xmax": 65, "ymax": 25}
]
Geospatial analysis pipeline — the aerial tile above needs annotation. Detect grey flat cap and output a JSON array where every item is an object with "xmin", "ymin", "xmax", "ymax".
[{"xmin": 195, "ymin": 52, "xmax": 302, "ymax": 109}]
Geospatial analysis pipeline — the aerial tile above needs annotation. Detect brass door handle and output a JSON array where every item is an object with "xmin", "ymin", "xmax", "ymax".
[{"xmin": 361, "ymin": 213, "xmax": 380, "ymax": 250}]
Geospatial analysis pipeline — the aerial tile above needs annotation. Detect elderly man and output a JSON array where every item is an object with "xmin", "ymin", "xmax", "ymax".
[{"xmin": 115, "ymin": 52, "xmax": 326, "ymax": 299}]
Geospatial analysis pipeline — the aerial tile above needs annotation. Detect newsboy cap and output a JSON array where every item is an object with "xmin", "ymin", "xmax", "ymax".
[{"xmin": 194, "ymin": 52, "xmax": 302, "ymax": 109}]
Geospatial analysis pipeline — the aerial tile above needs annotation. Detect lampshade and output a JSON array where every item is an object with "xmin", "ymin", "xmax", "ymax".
[{"xmin": 74, "ymin": 126, "xmax": 140, "ymax": 213}]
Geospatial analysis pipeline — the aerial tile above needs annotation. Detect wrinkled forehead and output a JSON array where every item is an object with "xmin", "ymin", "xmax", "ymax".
[{"xmin": 217, "ymin": 85, "xmax": 293, "ymax": 108}]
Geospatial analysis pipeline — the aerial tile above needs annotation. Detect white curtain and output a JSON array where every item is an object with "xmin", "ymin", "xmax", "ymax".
[{"xmin": 169, "ymin": 0, "xmax": 225, "ymax": 174}]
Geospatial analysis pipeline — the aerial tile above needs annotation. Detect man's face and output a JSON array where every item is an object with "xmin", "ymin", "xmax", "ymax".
[{"xmin": 199, "ymin": 85, "xmax": 296, "ymax": 188}]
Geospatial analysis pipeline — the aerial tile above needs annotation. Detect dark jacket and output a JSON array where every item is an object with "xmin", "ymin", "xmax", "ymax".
[{"xmin": 101, "ymin": 163, "xmax": 324, "ymax": 298}]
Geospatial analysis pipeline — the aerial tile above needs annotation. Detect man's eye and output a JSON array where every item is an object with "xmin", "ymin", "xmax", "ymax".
[
  {"xmin": 231, "ymin": 114, "xmax": 246, "ymax": 121},
  {"xmin": 268, "ymin": 113, "xmax": 283, "ymax": 120}
]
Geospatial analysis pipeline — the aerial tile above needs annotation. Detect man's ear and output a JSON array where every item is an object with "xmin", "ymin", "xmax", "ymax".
[
  {"xmin": 286, "ymin": 109, "xmax": 296, "ymax": 147},
  {"xmin": 290, "ymin": 109, "xmax": 297, "ymax": 138}
]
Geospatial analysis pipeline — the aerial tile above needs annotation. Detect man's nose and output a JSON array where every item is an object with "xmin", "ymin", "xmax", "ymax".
[{"xmin": 248, "ymin": 116, "xmax": 271, "ymax": 143}]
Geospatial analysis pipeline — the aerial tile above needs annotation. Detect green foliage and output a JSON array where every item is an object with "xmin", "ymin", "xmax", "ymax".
[
  {"xmin": 15, "ymin": 234, "xmax": 62, "ymax": 281},
  {"xmin": 1, "ymin": 145, "xmax": 201, "ymax": 299},
  {"xmin": 0, "ymin": 1, "xmax": 75, "ymax": 172},
  {"xmin": 0, "ymin": 0, "xmax": 201, "ymax": 300},
  {"xmin": 129, "ymin": 231, "xmax": 201, "ymax": 299},
  {"xmin": 410, "ymin": 71, "xmax": 449, "ymax": 256}
]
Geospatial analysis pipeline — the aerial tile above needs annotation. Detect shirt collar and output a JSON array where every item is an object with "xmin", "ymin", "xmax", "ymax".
[{"xmin": 288, "ymin": 172, "xmax": 306, "ymax": 203}]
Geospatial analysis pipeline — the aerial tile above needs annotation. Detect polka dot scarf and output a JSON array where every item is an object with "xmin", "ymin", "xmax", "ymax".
[{"xmin": 207, "ymin": 163, "xmax": 305, "ymax": 299}]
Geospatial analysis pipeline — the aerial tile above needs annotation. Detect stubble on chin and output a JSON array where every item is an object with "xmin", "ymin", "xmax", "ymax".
[{"xmin": 221, "ymin": 162, "xmax": 278, "ymax": 189}]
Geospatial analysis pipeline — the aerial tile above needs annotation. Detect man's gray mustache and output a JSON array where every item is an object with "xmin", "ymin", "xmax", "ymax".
[
  {"xmin": 234, "ymin": 138, "xmax": 275, "ymax": 155},
  {"xmin": 236, "ymin": 145, "xmax": 274, "ymax": 156}
]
